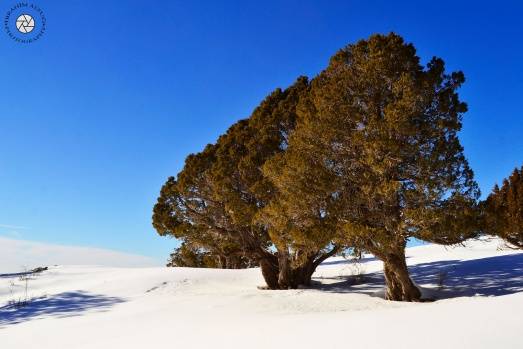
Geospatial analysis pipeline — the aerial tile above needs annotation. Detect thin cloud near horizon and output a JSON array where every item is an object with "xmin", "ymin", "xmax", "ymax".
[{"xmin": 0, "ymin": 223, "xmax": 29, "ymax": 230}]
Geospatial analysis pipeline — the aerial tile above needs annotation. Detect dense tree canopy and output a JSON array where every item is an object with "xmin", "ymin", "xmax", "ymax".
[
  {"xmin": 166, "ymin": 242, "xmax": 255, "ymax": 268},
  {"xmin": 154, "ymin": 33, "xmax": 481, "ymax": 301},
  {"xmin": 153, "ymin": 77, "xmax": 338, "ymax": 289},
  {"xmin": 260, "ymin": 33, "xmax": 480, "ymax": 301},
  {"xmin": 485, "ymin": 166, "xmax": 523, "ymax": 248}
]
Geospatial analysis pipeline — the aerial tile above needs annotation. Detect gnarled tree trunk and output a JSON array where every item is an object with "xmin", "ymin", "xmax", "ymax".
[
  {"xmin": 292, "ymin": 262, "xmax": 314, "ymax": 287},
  {"xmin": 276, "ymin": 246, "xmax": 339, "ymax": 289},
  {"xmin": 277, "ymin": 250, "xmax": 292, "ymax": 289},
  {"xmin": 382, "ymin": 244, "xmax": 421, "ymax": 302},
  {"xmin": 259, "ymin": 255, "xmax": 279, "ymax": 289},
  {"xmin": 276, "ymin": 255, "xmax": 313, "ymax": 289}
]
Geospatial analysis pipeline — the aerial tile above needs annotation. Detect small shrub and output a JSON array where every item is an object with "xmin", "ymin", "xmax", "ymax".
[{"xmin": 436, "ymin": 270, "xmax": 448, "ymax": 290}]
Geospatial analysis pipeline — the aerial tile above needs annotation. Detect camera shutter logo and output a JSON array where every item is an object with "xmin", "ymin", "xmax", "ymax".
[
  {"xmin": 16, "ymin": 14, "xmax": 35, "ymax": 33},
  {"xmin": 4, "ymin": 3, "xmax": 46, "ymax": 43}
]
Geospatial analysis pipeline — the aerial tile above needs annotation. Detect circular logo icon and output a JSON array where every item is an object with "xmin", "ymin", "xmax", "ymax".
[
  {"xmin": 4, "ymin": 3, "xmax": 46, "ymax": 43},
  {"xmin": 16, "ymin": 14, "xmax": 35, "ymax": 33}
]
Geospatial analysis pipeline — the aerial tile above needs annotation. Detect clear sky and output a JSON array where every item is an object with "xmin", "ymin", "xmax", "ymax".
[{"xmin": 1, "ymin": 0, "xmax": 522, "ymax": 261}]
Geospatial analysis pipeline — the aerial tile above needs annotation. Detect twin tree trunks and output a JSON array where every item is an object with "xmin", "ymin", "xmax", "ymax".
[
  {"xmin": 258, "ymin": 255, "xmax": 319, "ymax": 290},
  {"xmin": 153, "ymin": 34, "xmax": 478, "ymax": 303},
  {"xmin": 259, "ymin": 243, "xmax": 421, "ymax": 302},
  {"xmin": 258, "ymin": 247, "xmax": 339, "ymax": 290}
]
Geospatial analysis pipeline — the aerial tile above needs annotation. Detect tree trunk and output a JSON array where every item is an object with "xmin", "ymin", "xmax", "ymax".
[
  {"xmin": 277, "ymin": 250, "xmax": 315, "ymax": 289},
  {"xmin": 383, "ymin": 263, "xmax": 402, "ymax": 300},
  {"xmin": 277, "ymin": 250, "xmax": 292, "ymax": 289},
  {"xmin": 217, "ymin": 255, "xmax": 227, "ymax": 269},
  {"xmin": 259, "ymin": 257, "xmax": 279, "ymax": 289},
  {"xmin": 277, "ymin": 246, "xmax": 339, "ymax": 289},
  {"xmin": 382, "ymin": 245, "xmax": 421, "ymax": 302},
  {"xmin": 292, "ymin": 260, "xmax": 315, "ymax": 287},
  {"xmin": 295, "ymin": 246, "xmax": 339, "ymax": 287},
  {"xmin": 276, "ymin": 258, "xmax": 309, "ymax": 289}
]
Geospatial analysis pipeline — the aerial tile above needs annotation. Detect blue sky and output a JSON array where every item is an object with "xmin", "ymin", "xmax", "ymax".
[{"xmin": 1, "ymin": 0, "xmax": 522, "ymax": 261}]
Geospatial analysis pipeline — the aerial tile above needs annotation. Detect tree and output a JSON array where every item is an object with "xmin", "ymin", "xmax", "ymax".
[
  {"xmin": 209, "ymin": 77, "xmax": 338, "ymax": 289},
  {"xmin": 166, "ymin": 242, "xmax": 255, "ymax": 268},
  {"xmin": 485, "ymin": 166, "xmax": 523, "ymax": 248},
  {"xmin": 166, "ymin": 242, "xmax": 208, "ymax": 268},
  {"xmin": 153, "ymin": 142, "xmax": 280, "ymax": 287},
  {"xmin": 266, "ymin": 33, "xmax": 480, "ymax": 301},
  {"xmin": 153, "ymin": 77, "xmax": 337, "ymax": 289}
]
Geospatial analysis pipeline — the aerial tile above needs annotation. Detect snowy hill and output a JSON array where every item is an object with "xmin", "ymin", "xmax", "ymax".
[
  {"xmin": 0, "ymin": 237, "xmax": 160, "ymax": 273},
  {"xmin": 1, "ymin": 237, "xmax": 522, "ymax": 348}
]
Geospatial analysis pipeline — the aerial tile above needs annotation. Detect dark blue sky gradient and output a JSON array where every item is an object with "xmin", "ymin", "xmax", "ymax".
[{"xmin": 1, "ymin": 0, "xmax": 522, "ymax": 259}]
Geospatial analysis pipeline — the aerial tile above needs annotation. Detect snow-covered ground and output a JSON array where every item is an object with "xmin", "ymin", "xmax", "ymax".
[{"xmin": 1, "ymin": 237, "xmax": 522, "ymax": 348}]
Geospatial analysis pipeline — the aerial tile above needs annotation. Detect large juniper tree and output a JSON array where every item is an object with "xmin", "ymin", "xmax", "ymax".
[
  {"xmin": 265, "ymin": 33, "xmax": 480, "ymax": 301},
  {"xmin": 485, "ymin": 166, "xmax": 523, "ymax": 248},
  {"xmin": 153, "ymin": 77, "xmax": 337, "ymax": 289}
]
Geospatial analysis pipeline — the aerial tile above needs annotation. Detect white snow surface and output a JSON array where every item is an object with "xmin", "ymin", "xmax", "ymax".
[{"xmin": 1, "ymin": 237, "xmax": 522, "ymax": 348}]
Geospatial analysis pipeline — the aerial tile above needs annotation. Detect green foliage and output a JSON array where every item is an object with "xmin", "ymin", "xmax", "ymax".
[
  {"xmin": 485, "ymin": 166, "xmax": 523, "ymax": 248},
  {"xmin": 167, "ymin": 242, "xmax": 209, "ymax": 268},
  {"xmin": 153, "ymin": 77, "xmax": 323, "ymax": 285},
  {"xmin": 167, "ymin": 242, "xmax": 255, "ymax": 268},
  {"xmin": 268, "ymin": 33, "xmax": 479, "ymax": 254},
  {"xmin": 259, "ymin": 33, "xmax": 479, "ymax": 300},
  {"xmin": 153, "ymin": 33, "xmax": 481, "ymax": 297}
]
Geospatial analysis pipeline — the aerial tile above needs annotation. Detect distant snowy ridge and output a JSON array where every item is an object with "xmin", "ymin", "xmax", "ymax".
[{"xmin": 0, "ymin": 236, "xmax": 161, "ymax": 273}]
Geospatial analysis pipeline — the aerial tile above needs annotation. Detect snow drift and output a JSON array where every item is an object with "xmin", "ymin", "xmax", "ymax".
[{"xmin": 0, "ymin": 237, "xmax": 522, "ymax": 348}]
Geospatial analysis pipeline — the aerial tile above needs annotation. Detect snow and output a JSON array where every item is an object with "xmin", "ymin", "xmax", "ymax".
[{"xmin": 1, "ymin": 237, "xmax": 522, "ymax": 348}]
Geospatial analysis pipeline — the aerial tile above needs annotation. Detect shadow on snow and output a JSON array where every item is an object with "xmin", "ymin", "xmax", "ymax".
[
  {"xmin": 2, "ymin": 254, "xmax": 522, "ymax": 326},
  {"xmin": 0, "ymin": 291, "xmax": 125, "ymax": 326},
  {"xmin": 315, "ymin": 253, "xmax": 523, "ymax": 299}
]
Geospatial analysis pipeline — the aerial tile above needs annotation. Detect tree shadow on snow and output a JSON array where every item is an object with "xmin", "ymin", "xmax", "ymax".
[
  {"xmin": 0, "ymin": 291, "xmax": 125, "ymax": 327},
  {"xmin": 314, "ymin": 253, "xmax": 523, "ymax": 300}
]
